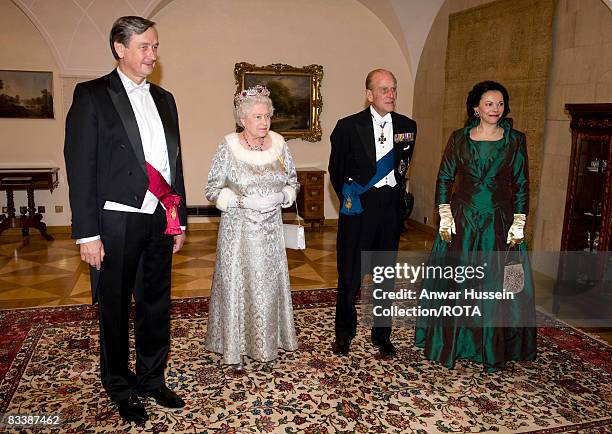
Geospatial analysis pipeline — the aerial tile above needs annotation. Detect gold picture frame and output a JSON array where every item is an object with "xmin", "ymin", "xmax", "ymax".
[{"xmin": 234, "ymin": 62, "xmax": 323, "ymax": 142}]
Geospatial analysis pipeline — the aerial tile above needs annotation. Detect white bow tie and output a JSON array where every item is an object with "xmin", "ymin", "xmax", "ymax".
[
  {"xmin": 128, "ymin": 81, "xmax": 150, "ymax": 94},
  {"xmin": 371, "ymin": 113, "xmax": 391, "ymax": 126}
]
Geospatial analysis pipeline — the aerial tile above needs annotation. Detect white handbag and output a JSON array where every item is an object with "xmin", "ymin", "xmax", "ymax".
[{"xmin": 283, "ymin": 203, "xmax": 305, "ymax": 250}]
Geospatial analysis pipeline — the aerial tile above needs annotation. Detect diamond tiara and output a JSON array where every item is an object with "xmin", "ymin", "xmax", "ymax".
[{"xmin": 234, "ymin": 85, "xmax": 271, "ymax": 105}]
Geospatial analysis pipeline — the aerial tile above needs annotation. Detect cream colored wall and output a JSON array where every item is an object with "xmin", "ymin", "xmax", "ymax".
[
  {"xmin": 535, "ymin": 0, "xmax": 612, "ymax": 253},
  {"xmin": 0, "ymin": 0, "xmax": 69, "ymax": 226},
  {"xmin": 0, "ymin": 0, "xmax": 414, "ymax": 227},
  {"xmin": 152, "ymin": 0, "xmax": 414, "ymax": 218},
  {"xmin": 411, "ymin": 0, "xmax": 612, "ymax": 261}
]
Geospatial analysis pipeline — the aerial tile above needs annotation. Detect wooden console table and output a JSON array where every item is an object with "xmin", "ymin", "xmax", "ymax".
[
  {"xmin": 296, "ymin": 168, "xmax": 325, "ymax": 231},
  {"xmin": 0, "ymin": 168, "xmax": 59, "ymax": 241}
]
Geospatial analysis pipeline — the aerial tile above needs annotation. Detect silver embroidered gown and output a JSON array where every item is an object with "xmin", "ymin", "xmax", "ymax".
[{"xmin": 204, "ymin": 131, "xmax": 299, "ymax": 365}]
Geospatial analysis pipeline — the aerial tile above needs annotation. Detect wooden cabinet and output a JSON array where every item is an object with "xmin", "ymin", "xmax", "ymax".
[
  {"xmin": 560, "ymin": 104, "xmax": 612, "ymax": 252},
  {"xmin": 296, "ymin": 168, "xmax": 325, "ymax": 230},
  {"xmin": 554, "ymin": 104, "xmax": 612, "ymax": 314}
]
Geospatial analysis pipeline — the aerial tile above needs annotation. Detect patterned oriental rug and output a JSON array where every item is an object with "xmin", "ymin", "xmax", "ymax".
[{"xmin": 0, "ymin": 289, "xmax": 611, "ymax": 433}]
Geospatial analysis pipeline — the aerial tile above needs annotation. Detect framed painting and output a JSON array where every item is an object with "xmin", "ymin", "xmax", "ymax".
[
  {"xmin": 0, "ymin": 70, "xmax": 54, "ymax": 118},
  {"xmin": 234, "ymin": 62, "xmax": 323, "ymax": 142}
]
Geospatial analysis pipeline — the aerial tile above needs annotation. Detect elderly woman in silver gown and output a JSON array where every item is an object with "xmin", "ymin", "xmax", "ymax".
[{"xmin": 204, "ymin": 85, "xmax": 299, "ymax": 368}]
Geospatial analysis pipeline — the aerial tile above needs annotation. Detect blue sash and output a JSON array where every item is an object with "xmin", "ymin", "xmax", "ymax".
[{"xmin": 340, "ymin": 148, "xmax": 395, "ymax": 215}]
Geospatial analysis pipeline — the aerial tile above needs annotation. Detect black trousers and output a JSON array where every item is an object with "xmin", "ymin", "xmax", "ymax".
[
  {"xmin": 97, "ymin": 204, "xmax": 173, "ymax": 402},
  {"xmin": 335, "ymin": 186, "xmax": 402, "ymax": 343}
]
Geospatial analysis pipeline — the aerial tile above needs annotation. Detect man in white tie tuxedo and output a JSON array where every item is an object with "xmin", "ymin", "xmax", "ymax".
[
  {"xmin": 328, "ymin": 69, "xmax": 417, "ymax": 359},
  {"xmin": 64, "ymin": 16, "xmax": 187, "ymax": 424}
]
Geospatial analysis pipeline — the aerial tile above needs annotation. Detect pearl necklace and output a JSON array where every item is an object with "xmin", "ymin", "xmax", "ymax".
[
  {"xmin": 476, "ymin": 123, "xmax": 502, "ymax": 140},
  {"xmin": 243, "ymin": 132, "xmax": 264, "ymax": 151}
]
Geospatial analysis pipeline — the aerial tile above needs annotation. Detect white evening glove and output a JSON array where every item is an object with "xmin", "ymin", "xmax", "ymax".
[
  {"xmin": 259, "ymin": 192, "xmax": 285, "ymax": 211},
  {"xmin": 226, "ymin": 196, "xmax": 239, "ymax": 208},
  {"xmin": 241, "ymin": 192, "xmax": 285, "ymax": 213},
  {"xmin": 507, "ymin": 214, "xmax": 526, "ymax": 246},
  {"xmin": 438, "ymin": 203, "xmax": 456, "ymax": 243}
]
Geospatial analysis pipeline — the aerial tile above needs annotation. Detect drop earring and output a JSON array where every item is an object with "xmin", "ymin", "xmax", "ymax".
[{"xmin": 474, "ymin": 110, "xmax": 480, "ymax": 118}]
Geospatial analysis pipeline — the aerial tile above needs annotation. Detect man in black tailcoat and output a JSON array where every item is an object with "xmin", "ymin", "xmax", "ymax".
[
  {"xmin": 328, "ymin": 69, "xmax": 417, "ymax": 358},
  {"xmin": 64, "ymin": 16, "xmax": 187, "ymax": 424}
]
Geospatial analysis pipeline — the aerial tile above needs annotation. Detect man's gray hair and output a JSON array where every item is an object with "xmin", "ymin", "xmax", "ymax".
[{"xmin": 109, "ymin": 16, "xmax": 155, "ymax": 60}]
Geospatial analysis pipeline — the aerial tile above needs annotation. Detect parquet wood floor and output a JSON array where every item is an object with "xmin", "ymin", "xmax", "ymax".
[
  {"xmin": 1, "ymin": 225, "xmax": 609, "ymax": 345},
  {"xmin": 0, "ymin": 225, "xmax": 433, "ymax": 308}
]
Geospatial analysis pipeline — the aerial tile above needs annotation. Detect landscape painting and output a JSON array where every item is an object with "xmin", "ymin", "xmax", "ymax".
[
  {"xmin": 234, "ymin": 63, "xmax": 323, "ymax": 141},
  {"xmin": 0, "ymin": 70, "xmax": 54, "ymax": 119}
]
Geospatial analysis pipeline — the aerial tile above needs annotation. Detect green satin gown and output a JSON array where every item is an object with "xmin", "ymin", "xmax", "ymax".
[{"xmin": 414, "ymin": 119, "xmax": 537, "ymax": 372}]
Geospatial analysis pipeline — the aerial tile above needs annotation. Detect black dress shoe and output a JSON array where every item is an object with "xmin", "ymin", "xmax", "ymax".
[
  {"xmin": 331, "ymin": 340, "xmax": 351, "ymax": 356},
  {"xmin": 372, "ymin": 337, "xmax": 396, "ymax": 357},
  {"xmin": 139, "ymin": 386, "xmax": 185, "ymax": 408},
  {"xmin": 116, "ymin": 395, "xmax": 148, "ymax": 424}
]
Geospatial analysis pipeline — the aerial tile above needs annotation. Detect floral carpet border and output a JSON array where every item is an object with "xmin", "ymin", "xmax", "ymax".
[{"xmin": 528, "ymin": 418, "xmax": 612, "ymax": 433}]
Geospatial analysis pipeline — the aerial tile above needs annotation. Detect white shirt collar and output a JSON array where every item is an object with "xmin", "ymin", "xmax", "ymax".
[
  {"xmin": 370, "ymin": 106, "xmax": 392, "ymax": 125},
  {"xmin": 116, "ymin": 67, "xmax": 150, "ymax": 94}
]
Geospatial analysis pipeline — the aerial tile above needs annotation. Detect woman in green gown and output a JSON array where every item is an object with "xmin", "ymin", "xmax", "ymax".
[{"xmin": 414, "ymin": 81, "xmax": 537, "ymax": 372}]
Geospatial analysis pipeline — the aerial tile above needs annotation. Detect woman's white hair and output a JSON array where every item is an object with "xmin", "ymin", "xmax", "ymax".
[{"xmin": 233, "ymin": 94, "xmax": 275, "ymax": 127}]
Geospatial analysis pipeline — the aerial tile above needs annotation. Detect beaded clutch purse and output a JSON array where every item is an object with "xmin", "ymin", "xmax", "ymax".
[{"xmin": 503, "ymin": 248, "xmax": 524, "ymax": 294}]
